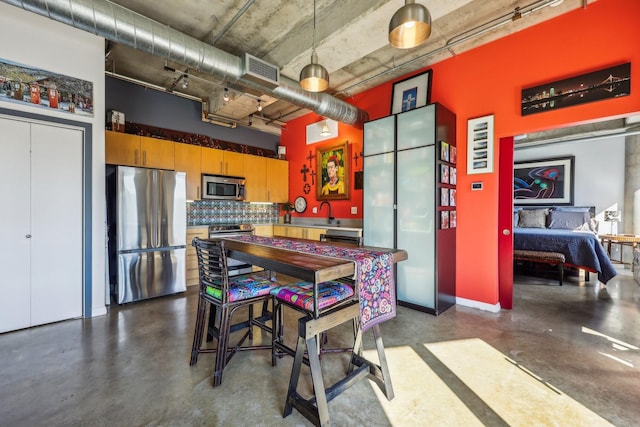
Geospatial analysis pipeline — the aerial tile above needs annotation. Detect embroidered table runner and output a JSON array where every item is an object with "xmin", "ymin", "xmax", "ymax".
[{"xmin": 226, "ymin": 235, "xmax": 396, "ymax": 331}]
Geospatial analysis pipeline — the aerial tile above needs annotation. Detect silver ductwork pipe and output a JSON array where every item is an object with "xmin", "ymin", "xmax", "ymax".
[{"xmin": 2, "ymin": 0, "xmax": 368, "ymax": 126}]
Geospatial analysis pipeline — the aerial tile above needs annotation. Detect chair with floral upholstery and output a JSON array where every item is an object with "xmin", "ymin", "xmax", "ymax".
[{"xmin": 190, "ymin": 237, "xmax": 281, "ymax": 387}]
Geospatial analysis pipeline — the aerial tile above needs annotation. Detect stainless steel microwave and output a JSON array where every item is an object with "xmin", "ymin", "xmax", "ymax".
[{"xmin": 202, "ymin": 174, "xmax": 245, "ymax": 200}]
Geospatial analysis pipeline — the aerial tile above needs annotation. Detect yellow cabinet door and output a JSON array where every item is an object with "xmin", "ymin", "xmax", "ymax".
[
  {"xmin": 105, "ymin": 131, "xmax": 141, "ymax": 166},
  {"xmin": 266, "ymin": 158, "xmax": 289, "ymax": 202},
  {"xmin": 253, "ymin": 224, "xmax": 273, "ymax": 237},
  {"xmin": 140, "ymin": 136, "xmax": 175, "ymax": 170},
  {"xmin": 201, "ymin": 147, "xmax": 224, "ymax": 175},
  {"xmin": 186, "ymin": 227, "xmax": 209, "ymax": 286},
  {"xmin": 273, "ymin": 225, "xmax": 288, "ymax": 237},
  {"xmin": 243, "ymin": 155, "xmax": 267, "ymax": 201},
  {"xmin": 305, "ymin": 228, "xmax": 326, "ymax": 241},
  {"xmin": 175, "ymin": 143, "xmax": 202, "ymax": 200},
  {"xmin": 223, "ymin": 151, "xmax": 245, "ymax": 177}
]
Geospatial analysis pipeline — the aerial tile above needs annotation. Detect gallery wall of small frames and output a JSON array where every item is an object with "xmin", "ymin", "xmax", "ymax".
[{"xmin": 438, "ymin": 140, "xmax": 457, "ymax": 229}]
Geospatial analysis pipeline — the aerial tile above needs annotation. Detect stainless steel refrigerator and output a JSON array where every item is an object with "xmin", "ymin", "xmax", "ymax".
[{"xmin": 106, "ymin": 165, "xmax": 187, "ymax": 304}]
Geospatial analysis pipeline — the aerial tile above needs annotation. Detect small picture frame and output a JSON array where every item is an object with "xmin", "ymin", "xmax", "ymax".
[
  {"xmin": 440, "ymin": 164, "xmax": 449, "ymax": 184},
  {"xmin": 467, "ymin": 114, "xmax": 494, "ymax": 174},
  {"xmin": 441, "ymin": 188, "xmax": 449, "ymax": 206},
  {"xmin": 441, "ymin": 211, "xmax": 450, "ymax": 229},
  {"xmin": 440, "ymin": 141, "xmax": 450, "ymax": 162},
  {"xmin": 450, "ymin": 146, "xmax": 457, "ymax": 164},
  {"xmin": 449, "ymin": 189, "xmax": 456, "ymax": 207},
  {"xmin": 450, "ymin": 167, "xmax": 457, "ymax": 185},
  {"xmin": 390, "ymin": 70, "xmax": 432, "ymax": 115},
  {"xmin": 450, "ymin": 211, "xmax": 457, "ymax": 228}
]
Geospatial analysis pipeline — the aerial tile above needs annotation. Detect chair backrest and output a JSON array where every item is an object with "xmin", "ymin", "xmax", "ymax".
[
  {"xmin": 319, "ymin": 234, "xmax": 363, "ymax": 246},
  {"xmin": 192, "ymin": 237, "xmax": 231, "ymax": 303}
]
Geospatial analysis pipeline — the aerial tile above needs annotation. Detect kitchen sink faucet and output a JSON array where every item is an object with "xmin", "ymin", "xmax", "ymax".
[{"xmin": 319, "ymin": 201, "xmax": 335, "ymax": 224}]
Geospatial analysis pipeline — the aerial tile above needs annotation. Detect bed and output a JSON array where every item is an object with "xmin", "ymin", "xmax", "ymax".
[{"xmin": 513, "ymin": 207, "xmax": 617, "ymax": 284}]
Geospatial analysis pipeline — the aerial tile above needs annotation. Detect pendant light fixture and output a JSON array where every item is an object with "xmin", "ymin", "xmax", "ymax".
[
  {"xmin": 389, "ymin": 0, "xmax": 432, "ymax": 49},
  {"xmin": 320, "ymin": 122, "xmax": 331, "ymax": 136},
  {"xmin": 299, "ymin": 0, "xmax": 329, "ymax": 92}
]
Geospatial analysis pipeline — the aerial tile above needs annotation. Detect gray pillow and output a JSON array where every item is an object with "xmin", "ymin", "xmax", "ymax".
[
  {"xmin": 547, "ymin": 211, "xmax": 591, "ymax": 230},
  {"xmin": 518, "ymin": 209, "xmax": 548, "ymax": 228}
]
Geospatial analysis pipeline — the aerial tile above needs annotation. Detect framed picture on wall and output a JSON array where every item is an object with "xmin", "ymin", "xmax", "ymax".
[
  {"xmin": 440, "ymin": 164, "xmax": 449, "ymax": 184},
  {"xmin": 467, "ymin": 114, "xmax": 494, "ymax": 174},
  {"xmin": 390, "ymin": 70, "xmax": 432, "ymax": 115},
  {"xmin": 514, "ymin": 156, "xmax": 575, "ymax": 205},
  {"xmin": 316, "ymin": 141, "xmax": 350, "ymax": 200}
]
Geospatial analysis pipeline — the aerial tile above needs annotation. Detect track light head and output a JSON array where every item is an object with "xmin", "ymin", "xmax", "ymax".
[
  {"xmin": 257, "ymin": 100, "xmax": 262, "ymax": 112},
  {"xmin": 223, "ymin": 88, "xmax": 229, "ymax": 102},
  {"xmin": 181, "ymin": 74, "xmax": 188, "ymax": 89}
]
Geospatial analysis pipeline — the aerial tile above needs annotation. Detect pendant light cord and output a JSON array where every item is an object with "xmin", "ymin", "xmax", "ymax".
[{"xmin": 312, "ymin": 0, "xmax": 317, "ymax": 53}]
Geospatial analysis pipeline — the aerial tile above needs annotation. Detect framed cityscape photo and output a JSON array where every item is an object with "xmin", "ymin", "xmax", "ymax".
[
  {"xmin": 441, "ymin": 188, "xmax": 449, "ymax": 206},
  {"xmin": 441, "ymin": 211, "xmax": 450, "ymax": 229},
  {"xmin": 467, "ymin": 114, "xmax": 494, "ymax": 174},
  {"xmin": 440, "ymin": 141, "xmax": 450, "ymax": 162}
]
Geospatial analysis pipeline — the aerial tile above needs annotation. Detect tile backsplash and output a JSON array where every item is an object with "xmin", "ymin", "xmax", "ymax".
[{"xmin": 187, "ymin": 200, "xmax": 280, "ymax": 225}]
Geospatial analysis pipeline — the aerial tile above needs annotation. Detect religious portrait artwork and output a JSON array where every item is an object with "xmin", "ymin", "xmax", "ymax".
[
  {"xmin": 317, "ymin": 141, "xmax": 350, "ymax": 201},
  {"xmin": 390, "ymin": 70, "xmax": 432, "ymax": 115}
]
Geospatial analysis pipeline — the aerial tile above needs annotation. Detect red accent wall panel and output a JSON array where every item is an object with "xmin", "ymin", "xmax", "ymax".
[{"xmin": 281, "ymin": 0, "xmax": 640, "ymax": 306}]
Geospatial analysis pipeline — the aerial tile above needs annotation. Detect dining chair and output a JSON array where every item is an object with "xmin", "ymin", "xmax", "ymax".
[{"xmin": 190, "ymin": 237, "xmax": 281, "ymax": 387}]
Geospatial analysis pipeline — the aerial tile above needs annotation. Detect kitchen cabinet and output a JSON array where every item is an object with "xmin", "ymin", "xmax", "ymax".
[
  {"xmin": 186, "ymin": 227, "xmax": 209, "ymax": 286},
  {"xmin": 253, "ymin": 224, "xmax": 273, "ymax": 237},
  {"xmin": 175, "ymin": 143, "xmax": 202, "ymax": 200},
  {"xmin": 243, "ymin": 155, "xmax": 289, "ymax": 203},
  {"xmin": 266, "ymin": 158, "xmax": 289, "ymax": 202},
  {"xmin": 363, "ymin": 103, "xmax": 456, "ymax": 315},
  {"xmin": 1, "ymin": 118, "xmax": 83, "ymax": 333},
  {"xmin": 273, "ymin": 225, "xmax": 326, "ymax": 241},
  {"xmin": 201, "ymin": 146, "xmax": 244, "ymax": 176},
  {"xmin": 243, "ymin": 154, "xmax": 268, "ymax": 201},
  {"xmin": 105, "ymin": 130, "xmax": 175, "ymax": 170}
]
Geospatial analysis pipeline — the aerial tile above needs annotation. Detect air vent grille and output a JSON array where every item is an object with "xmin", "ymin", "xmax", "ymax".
[{"xmin": 242, "ymin": 53, "xmax": 279, "ymax": 88}]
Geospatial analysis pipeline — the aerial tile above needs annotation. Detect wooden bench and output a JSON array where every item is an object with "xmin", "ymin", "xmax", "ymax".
[{"xmin": 513, "ymin": 250, "xmax": 565, "ymax": 286}]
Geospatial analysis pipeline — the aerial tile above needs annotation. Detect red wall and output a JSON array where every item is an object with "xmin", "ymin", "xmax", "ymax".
[{"xmin": 280, "ymin": 0, "xmax": 640, "ymax": 306}]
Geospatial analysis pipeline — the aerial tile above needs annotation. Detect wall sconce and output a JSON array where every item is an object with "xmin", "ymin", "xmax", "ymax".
[{"xmin": 320, "ymin": 122, "xmax": 331, "ymax": 136}]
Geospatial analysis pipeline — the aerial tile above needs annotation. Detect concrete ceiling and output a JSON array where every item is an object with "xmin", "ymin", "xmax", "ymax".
[{"xmin": 102, "ymin": 0, "xmax": 593, "ymax": 136}]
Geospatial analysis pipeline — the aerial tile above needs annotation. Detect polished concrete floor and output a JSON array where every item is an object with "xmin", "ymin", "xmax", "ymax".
[{"xmin": 1, "ymin": 265, "xmax": 639, "ymax": 426}]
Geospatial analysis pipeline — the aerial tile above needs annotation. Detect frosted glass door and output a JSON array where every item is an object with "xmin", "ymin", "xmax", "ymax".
[
  {"xmin": 364, "ymin": 115, "xmax": 394, "ymax": 156},
  {"xmin": 363, "ymin": 152, "xmax": 395, "ymax": 248},
  {"xmin": 396, "ymin": 146, "xmax": 436, "ymax": 309},
  {"xmin": 397, "ymin": 104, "xmax": 435, "ymax": 150}
]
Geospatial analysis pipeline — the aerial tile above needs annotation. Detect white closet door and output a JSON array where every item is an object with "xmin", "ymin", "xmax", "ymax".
[
  {"xmin": 30, "ymin": 124, "xmax": 83, "ymax": 326},
  {"xmin": 0, "ymin": 118, "xmax": 32, "ymax": 333}
]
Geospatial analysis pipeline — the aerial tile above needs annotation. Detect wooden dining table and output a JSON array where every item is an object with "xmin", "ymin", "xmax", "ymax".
[{"xmin": 222, "ymin": 235, "xmax": 408, "ymax": 427}]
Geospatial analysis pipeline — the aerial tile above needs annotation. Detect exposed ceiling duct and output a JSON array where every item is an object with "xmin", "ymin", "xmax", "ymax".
[{"xmin": 1, "ymin": 0, "xmax": 369, "ymax": 127}]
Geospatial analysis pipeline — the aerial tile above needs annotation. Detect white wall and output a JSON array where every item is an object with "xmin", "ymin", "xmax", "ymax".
[
  {"xmin": 514, "ymin": 135, "xmax": 626, "ymax": 233},
  {"xmin": 0, "ymin": 3, "xmax": 106, "ymax": 317}
]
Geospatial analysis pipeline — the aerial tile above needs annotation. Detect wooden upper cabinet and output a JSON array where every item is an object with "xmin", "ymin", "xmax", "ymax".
[
  {"xmin": 266, "ymin": 158, "xmax": 289, "ymax": 203},
  {"xmin": 175, "ymin": 143, "xmax": 202, "ymax": 200},
  {"xmin": 201, "ymin": 147, "xmax": 244, "ymax": 176},
  {"xmin": 105, "ymin": 131, "xmax": 175, "ymax": 169},
  {"xmin": 105, "ymin": 131, "xmax": 141, "ymax": 166},
  {"xmin": 140, "ymin": 136, "xmax": 175, "ymax": 170},
  {"xmin": 243, "ymin": 154, "xmax": 268, "ymax": 202}
]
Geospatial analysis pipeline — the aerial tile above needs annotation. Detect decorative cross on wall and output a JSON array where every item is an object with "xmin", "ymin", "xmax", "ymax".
[
  {"xmin": 306, "ymin": 150, "xmax": 316, "ymax": 164},
  {"xmin": 300, "ymin": 164, "xmax": 310, "ymax": 182},
  {"xmin": 310, "ymin": 169, "xmax": 316, "ymax": 185},
  {"xmin": 353, "ymin": 151, "xmax": 364, "ymax": 167}
]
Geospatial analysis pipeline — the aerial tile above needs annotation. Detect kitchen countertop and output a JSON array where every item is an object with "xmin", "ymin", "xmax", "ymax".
[{"xmin": 187, "ymin": 222, "xmax": 363, "ymax": 233}]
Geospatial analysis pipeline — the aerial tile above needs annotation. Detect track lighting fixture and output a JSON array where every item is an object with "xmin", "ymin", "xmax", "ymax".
[
  {"xmin": 300, "ymin": 0, "xmax": 329, "ymax": 92},
  {"xmin": 512, "ymin": 7, "xmax": 522, "ymax": 21},
  {"xmin": 389, "ymin": 0, "xmax": 432, "ymax": 49},
  {"xmin": 223, "ymin": 88, "xmax": 229, "ymax": 102},
  {"xmin": 248, "ymin": 114, "xmax": 253, "ymax": 126},
  {"xmin": 257, "ymin": 100, "xmax": 262, "ymax": 112},
  {"xmin": 181, "ymin": 74, "xmax": 189, "ymax": 89}
]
